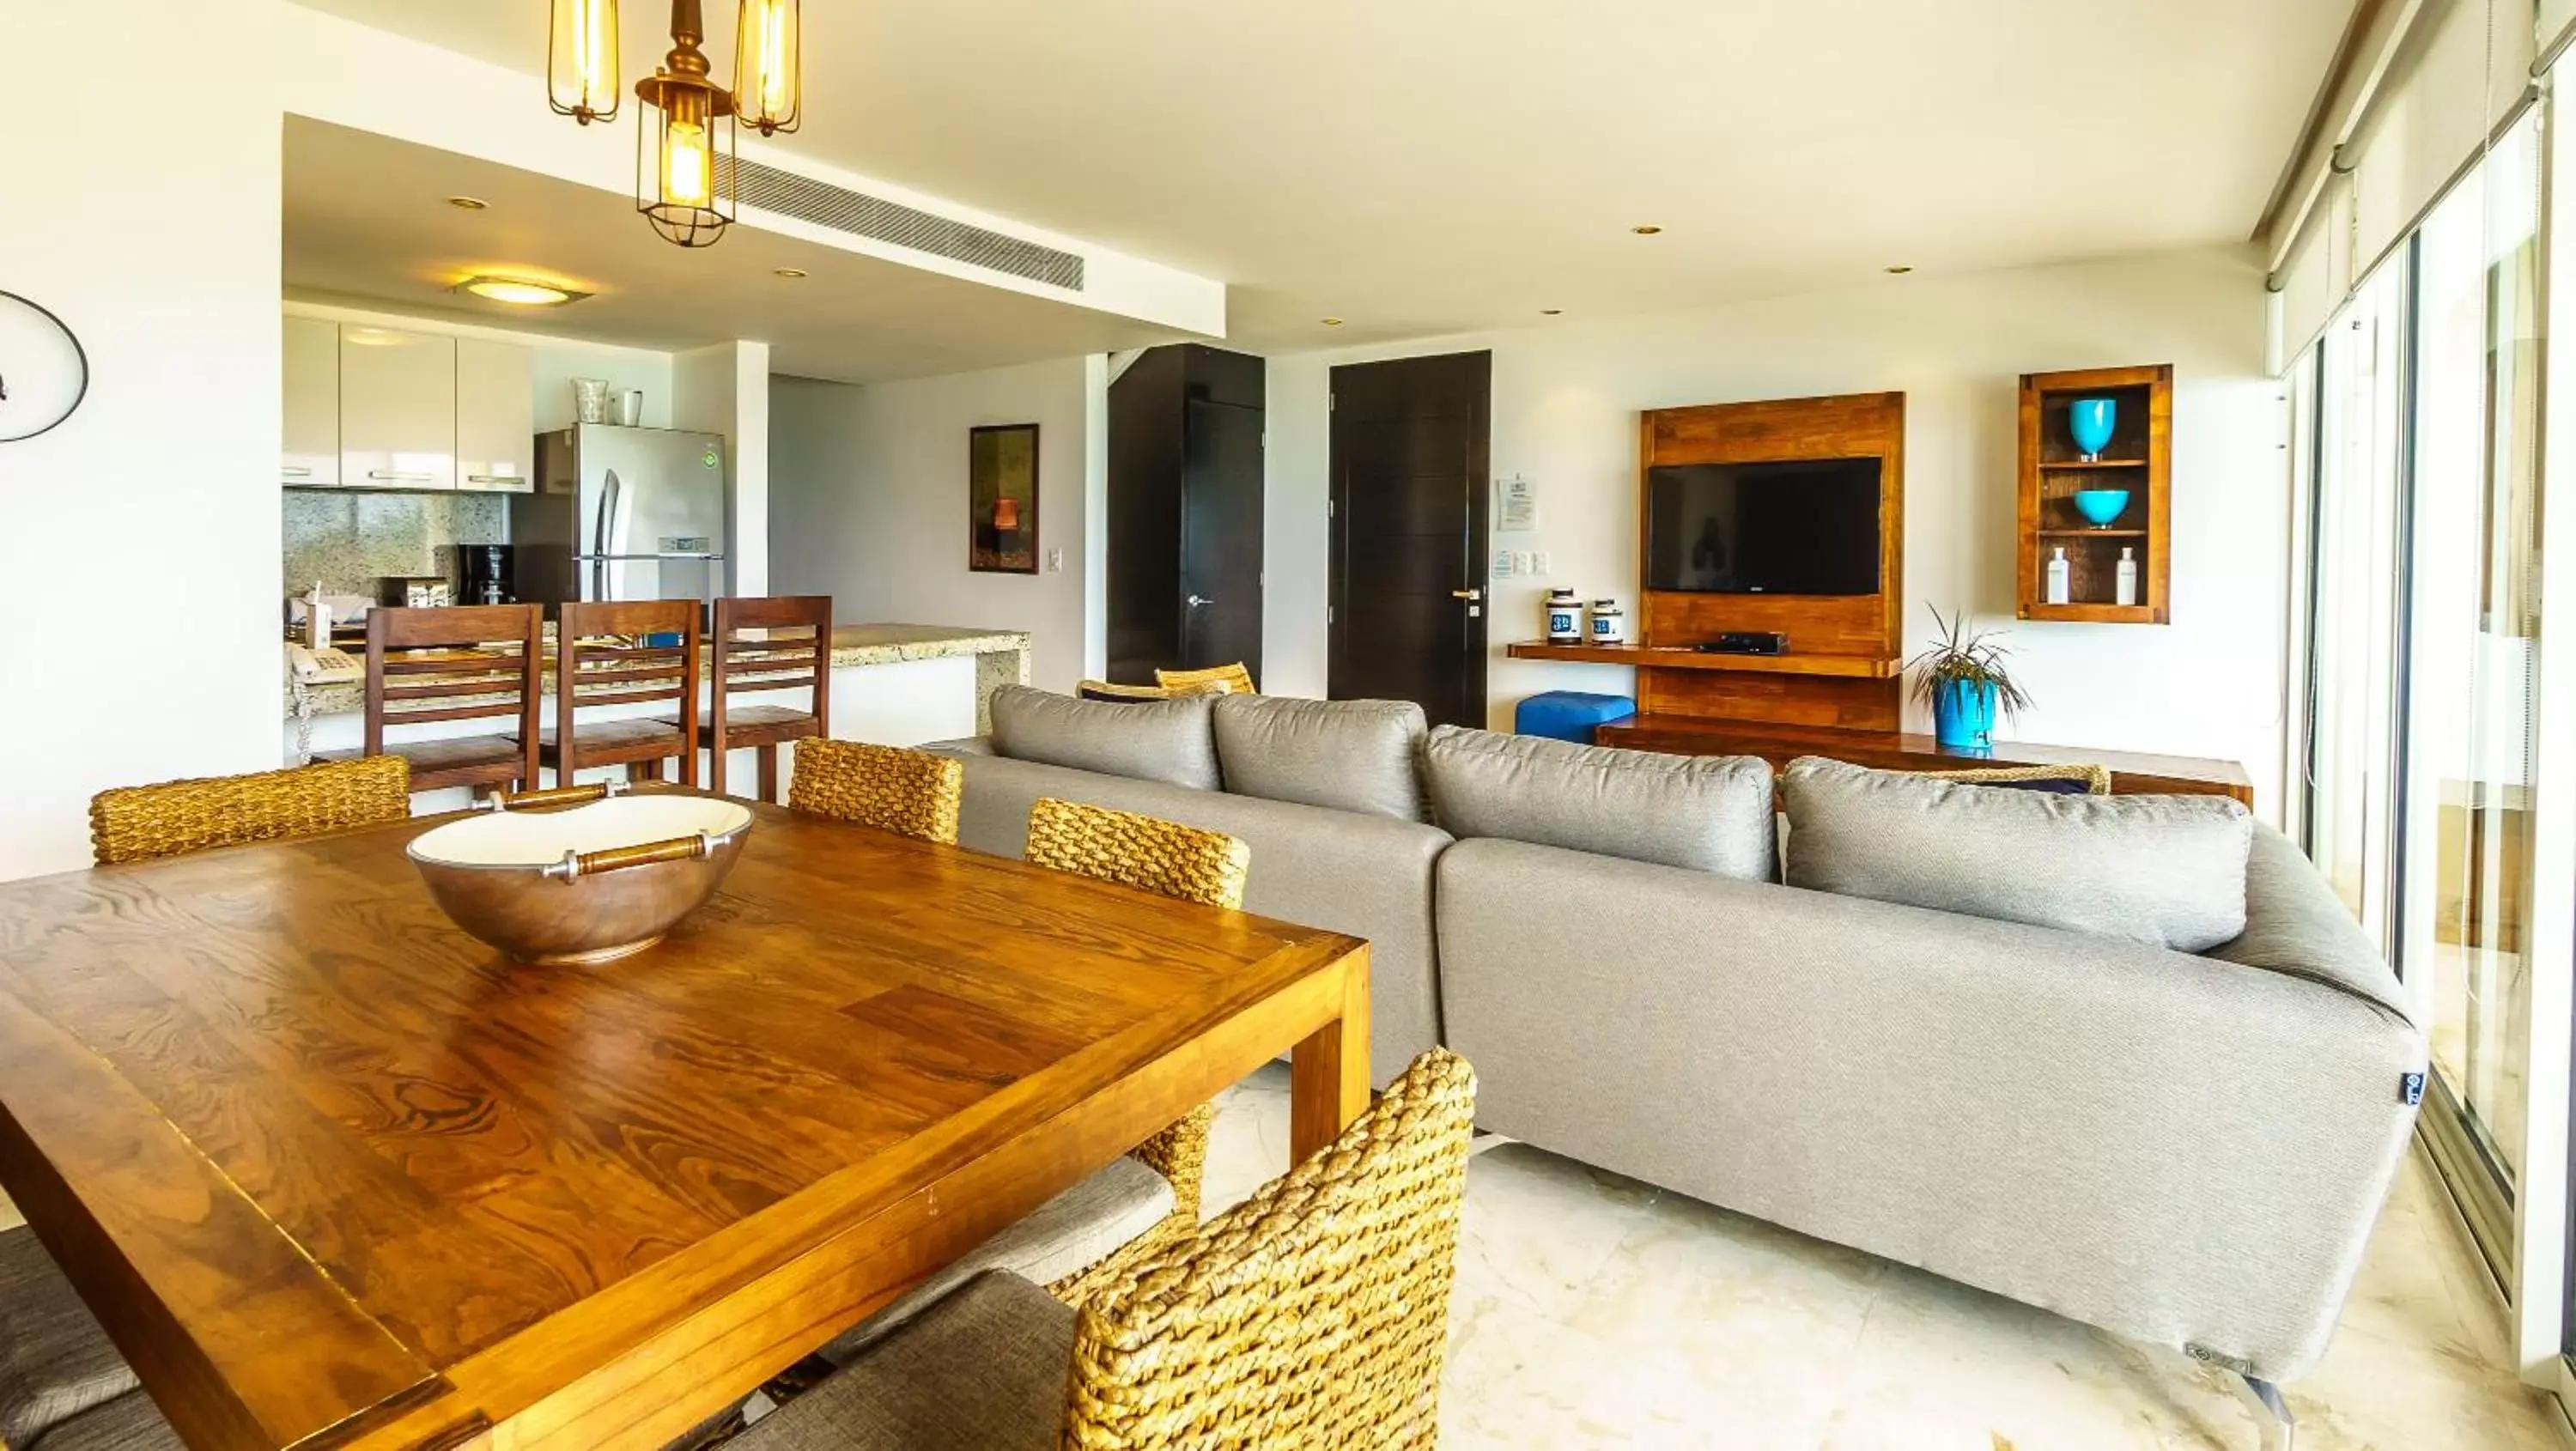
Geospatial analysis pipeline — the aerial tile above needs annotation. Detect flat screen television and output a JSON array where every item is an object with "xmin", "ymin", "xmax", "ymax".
[{"xmin": 1644, "ymin": 457, "xmax": 1883, "ymax": 595}]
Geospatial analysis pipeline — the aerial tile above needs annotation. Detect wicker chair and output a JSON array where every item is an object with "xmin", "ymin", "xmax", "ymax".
[
  {"xmin": 1022, "ymin": 798, "xmax": 1249, "ymax": 1304},
  {"xmin": 88, "ymin": 756, "xmax": 412, "ymax": 866},
  {"xmin": 732, "ymin": 1048, "xmax": 1478, "ymax": 1451},
  {"xmin": 1153, "ymin": 661, "xmax": 1255, "ymax": 696},
  {"xmin": 787, "ymin": 740, "xmax": 965, "ymax": 846},
  {"xmin": 1906, "ymin": 762, "xmax": 2112, "ymax": 795}
]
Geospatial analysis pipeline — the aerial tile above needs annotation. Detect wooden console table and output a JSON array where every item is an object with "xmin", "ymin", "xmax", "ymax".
[{"xmin": 1595, "ymin": 714, "xmax": 2253, "ymax": 805}]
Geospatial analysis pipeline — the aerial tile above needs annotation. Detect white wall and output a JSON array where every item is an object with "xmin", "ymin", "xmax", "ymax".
[
  {"xmin": 674, "ymin": 342, "xmax": 773, "ymax": 595},
  {"xmin": 1265, "ymin": 246, "xmax": 2294, "ymax": 817},
  {"xmin": 770, "ymin": 362, "xmax": 1098, "ymax": 691},
  {"xmin": 2, "ymin": 0, "xmax": 283, "ymax": 881}
]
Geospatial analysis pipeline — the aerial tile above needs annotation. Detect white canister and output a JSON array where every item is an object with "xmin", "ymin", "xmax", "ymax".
[
  {"xmin": 1545, "ymin": 588, "xmax": 1583, "ymax": 644},
  {"xmin": 1589, "ymin": 598, "xmax": 1627, "ymax": 645}
]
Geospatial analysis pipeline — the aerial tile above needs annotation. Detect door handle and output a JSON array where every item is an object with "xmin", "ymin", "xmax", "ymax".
[
  {"xmin": 1188, "ymin": 594, "xmax": 1214, "ymax": 607},
  {"xmin": 1452, "ymin": 588, "xmax": 1483, "ymax": 602}
]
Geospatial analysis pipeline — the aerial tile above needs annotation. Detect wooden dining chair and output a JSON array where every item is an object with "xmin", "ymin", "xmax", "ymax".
[
  {"xmin": 732, "ymin": 1049, "xmax": 1478, "ymax": 1451},
  {"xmin": 787, "ymin": 740, "xmax": 963, "ymax": 845},
  {"xmin": 689, "ymin": 595, "xmax": 832, "ymax": 802},
  {"xmin": 543, "ymin": 600, "xmax": 702, "ymax": 789},
  {"xmin": 315, "ymin": 604, "xmax": 543, "ymax": 796},
  {"xmin": 88, "ymin": 756, "xmax": 412, "ymax": 866},
  {"xmin": 0, "ymin": 1225, "xmax": 143, "ymax": 1450}
]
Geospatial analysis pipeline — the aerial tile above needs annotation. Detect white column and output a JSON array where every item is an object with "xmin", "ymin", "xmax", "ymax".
[{"xmin": 674, "ymin": 341, "xmax": 772, "ymax": 596}]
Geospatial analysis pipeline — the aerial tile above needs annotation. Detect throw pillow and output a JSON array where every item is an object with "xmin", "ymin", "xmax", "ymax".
[
  {"xmin": 1157, "ymin": 662, "xmax": 1256, "ymax": 695},
  {"xmin": 1213, "ymin": 695, "xmax": 1429, "ymax": 821},
  {"xmin": 1779, "ymin": 756, "xmax": 2252, "ymax": 952},
  {"xmin": 989, "ymin": 685, "xmax": 1221, "ymax": 791},
  {"xmin": 1077, "ymin": 678, "xmax": 1233, "ymax": 702},
  {"xmin": 1419, "ymin": 726, "xmax": 1776, "ymax": 879}
]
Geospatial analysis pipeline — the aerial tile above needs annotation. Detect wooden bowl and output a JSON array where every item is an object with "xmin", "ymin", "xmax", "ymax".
[{"xmin": 407, "ymin": 785, "xmax": 753, "ymax": 965}]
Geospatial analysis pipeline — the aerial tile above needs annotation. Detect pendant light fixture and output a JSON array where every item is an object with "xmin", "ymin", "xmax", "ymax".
[
  {"xmin": 633, "ymin": 0, "xmax": 736, "ymax": 247},
  {"xmin": 550, "ymin": 0, "xmax": 803, "ymax": 247},
  {"xmin": 733, "ymin": 0, "xmax": 802, "ymax": 136},
  {"xmin": 548, "ymin": 0, "xmax": 620, "ymax": 125}
]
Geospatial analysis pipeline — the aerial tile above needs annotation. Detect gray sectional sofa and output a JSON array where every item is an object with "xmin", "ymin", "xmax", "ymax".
[{"xmin": 927, "ymin": 686, "xmax": 2427, "ymax": 1401}]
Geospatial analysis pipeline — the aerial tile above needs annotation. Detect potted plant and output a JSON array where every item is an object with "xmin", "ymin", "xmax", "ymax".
[{"xmin": 1907, "ymin": 605, "xmax": 2033, "ymax": 750}]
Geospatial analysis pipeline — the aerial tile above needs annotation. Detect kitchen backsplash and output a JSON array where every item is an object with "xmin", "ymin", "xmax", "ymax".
[{"xmin": 283, "ymin": 491, "xmax": 506, "ymax": 598}]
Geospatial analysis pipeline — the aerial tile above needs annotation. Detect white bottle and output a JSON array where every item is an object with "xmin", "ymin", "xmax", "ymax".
[
  {"xmin": 2114, "ymin": 547, "xmax": 2138, "ymax": 607},
  {"xmin": 2044, "ymin": 548, "xmax": 2071, "ymax": 606}
]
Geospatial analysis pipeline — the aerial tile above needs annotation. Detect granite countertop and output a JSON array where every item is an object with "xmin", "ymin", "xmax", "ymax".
[{"xmin": 287, "ymin": 622, "xmax": 1029, "ymax": 719}]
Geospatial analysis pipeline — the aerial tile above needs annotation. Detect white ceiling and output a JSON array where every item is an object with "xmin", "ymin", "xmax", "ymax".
[
  {"xmin": 291, "ymin": 0, "xmax": 2352, "ymax": 355},
  {"xmin": 283, "ymin": 118, "xmax": 1182, "ymax": 382}
]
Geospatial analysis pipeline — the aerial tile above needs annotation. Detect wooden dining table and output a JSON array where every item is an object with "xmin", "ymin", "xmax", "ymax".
[{"xmin": 0, "ymin": 796, "xmax": 1371, "ymax": 1451}]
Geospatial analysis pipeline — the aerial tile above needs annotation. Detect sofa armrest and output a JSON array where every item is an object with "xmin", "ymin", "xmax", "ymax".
[{"xmin": 2202, "ymin": 823, "xmax": 2412, "ymax": 1028}]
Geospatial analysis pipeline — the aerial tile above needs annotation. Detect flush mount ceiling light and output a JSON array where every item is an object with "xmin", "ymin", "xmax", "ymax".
[
  {"xmin": 447, "ymin": 196, "xmax": 490, "ymax": 210},
  {"xmin": 456, "ymin": 275, "xmax": 591, "ymax": 307},
  {"xmin": 1631, "ymin": 224, "xmax": 1663, "ymax": 235},
  {"xmin": 545, "ymin": 0, "xmax": 805, "ymax": 249}
]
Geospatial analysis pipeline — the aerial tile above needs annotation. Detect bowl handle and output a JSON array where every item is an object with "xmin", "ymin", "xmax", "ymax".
[
  {"xmin": 541, "ymin": 832, "xmax": 714, "ymax": 881},
  {"xmin": 490, "ymin": 780, "xmax": 631, "ymax": 813}
]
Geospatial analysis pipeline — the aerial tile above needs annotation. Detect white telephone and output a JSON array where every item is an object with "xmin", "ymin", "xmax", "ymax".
[{"xmin": 285, "ymin": 641, "xmax": 361, "ymax": 684}]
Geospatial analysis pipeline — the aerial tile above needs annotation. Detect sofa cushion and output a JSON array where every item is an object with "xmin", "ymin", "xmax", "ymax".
[
  {"xmin": 1213, "ymin": 695, "xmax": 1428, "ymax": 821},
  {"xmin": 1780, "ymin": 756, "xmax": 2253, "ymax": 952},
  {"xmin": 1419, "ymin": 726, "xmax": 1775, "ymax": 879},
  {"xmin": 988, "ymin": 685, "xmax": 1219, "ymax": 791}
]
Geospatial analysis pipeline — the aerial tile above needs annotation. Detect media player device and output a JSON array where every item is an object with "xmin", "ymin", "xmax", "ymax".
[{"xmin": 1696, "ymin": 632, "xmax": 1790, "ymax": 655}]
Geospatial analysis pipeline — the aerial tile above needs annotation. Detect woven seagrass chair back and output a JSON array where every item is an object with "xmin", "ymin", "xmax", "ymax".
[
  {"xmin": 1024, "ymin": 798, "xmax": 1249, "ymax": 910},
  {"xmin": 787, "ymin": 740, "xmax": 963, "ymax": 846},
  {"xmin": 89, "ymin": 756, "xmax": 412, "ymax": 866},
  {"xmin": 1152, "ymin": 661, "xmax": 1255, "ymax": 696},
  {"xmin": 1063, "ymin": 1047, "xmax": 1478, "ymax": 1448}
]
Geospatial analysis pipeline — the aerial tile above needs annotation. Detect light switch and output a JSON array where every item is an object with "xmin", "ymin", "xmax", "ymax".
[
  {"xmin": 1046, "ymin": 548, "xmax": 1065, "ymax": 574},
  {"xmin": 1531, "ymin": 551, "xmax": 1552, "ymax": 577},
  {"xmin": 1511, "ymin": 550, "xmax": 1534, "ymax": 576}
]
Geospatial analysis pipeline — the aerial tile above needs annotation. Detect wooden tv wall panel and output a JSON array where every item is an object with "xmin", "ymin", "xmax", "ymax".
[{"xmin": 1637, "ymin": 392, "xmax": 1905, "ymax": 730}]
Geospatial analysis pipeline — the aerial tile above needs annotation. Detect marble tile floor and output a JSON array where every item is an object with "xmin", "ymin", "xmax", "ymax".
[{"xmin": 1205, "ymin": 1063, "xmax": 2568, "ymax": 1450}]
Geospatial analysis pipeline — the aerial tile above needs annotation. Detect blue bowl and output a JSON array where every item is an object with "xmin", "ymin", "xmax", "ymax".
[
  {"xmin": 2071, "ymin": 489, "xmax": 2130, "ymax": 527},
  {"xmin": 2069, "ymin": 398, "xmax": 2118, "ymax": 458}
]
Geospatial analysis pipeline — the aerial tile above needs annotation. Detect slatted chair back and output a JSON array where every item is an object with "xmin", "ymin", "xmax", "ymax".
[
  {"xmin": 1063, "ymin": 1047, "xmax": 1478, "ymax": 1448},
  {"xmin": 555, "ymin": 599, "xmax": 702, "ymax": 786},
  {"xmin": 707, "ymin": 596, "xmax": 833, "ymax": 799},
  {"xmin": 361, "ymin": 604, "xmax": 544, "ymax": 792},
  {"xmin": 1024, "ymin": 798, "xmax": 1249, "ymax": 910},
  {"xmin": 89, "ymin": 756, "xmax": 412, "ymax": 866}
]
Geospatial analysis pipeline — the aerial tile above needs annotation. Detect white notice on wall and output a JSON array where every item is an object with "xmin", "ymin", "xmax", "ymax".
[{"xmin": 1497, "ymin": 474, "xmax": 1540, "ymax": 532}]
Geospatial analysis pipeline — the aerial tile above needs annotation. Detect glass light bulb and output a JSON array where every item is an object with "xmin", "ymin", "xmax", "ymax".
[
  {"xmin": 550, "ymin": 0, "xmax": 620, "ymax": 122},
  {"xmin": 736, "ymin": 0, "xmax": 799, "ymax": 132},
  {"xmin": 665, "ymin": 118, "xmax": 710, "ymax": 207},
  {"xmin": 575, "ymin": 0, "xmax": 612, "ymax": 107}
]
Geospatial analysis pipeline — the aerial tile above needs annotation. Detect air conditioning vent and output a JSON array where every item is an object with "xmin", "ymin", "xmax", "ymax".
[{"xmin": 722, "ymin": 156, "xmax": 1084, "ymax": 291}]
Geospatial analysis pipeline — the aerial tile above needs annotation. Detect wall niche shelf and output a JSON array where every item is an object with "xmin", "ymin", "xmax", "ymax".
[{"xmin": 2016, "ymin": 364, "xmax": 2172, "ymax": 625}]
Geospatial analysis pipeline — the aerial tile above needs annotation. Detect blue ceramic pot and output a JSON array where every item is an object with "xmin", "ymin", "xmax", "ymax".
[
  {"xmin": 2069, "ymin": 398, "xmax": 2117, "ymax": 458},
  {"xmin": 2072, "ymin": 488, "xmax": 2130, "ymax": 526},
  {"xmin": 1933, "ymin": 677, "xmax": 1999, "ymax": 750}
]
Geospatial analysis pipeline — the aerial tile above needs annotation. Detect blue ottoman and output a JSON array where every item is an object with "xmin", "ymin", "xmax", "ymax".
[{"xmin": 1514, "ymin": 691, "xmax": 1637, "ymax": 744}]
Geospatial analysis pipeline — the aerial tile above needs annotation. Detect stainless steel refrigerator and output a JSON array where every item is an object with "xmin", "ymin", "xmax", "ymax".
[{"xmin": 510, "ymin": 424, "xmax": 729, "ymax": 608}]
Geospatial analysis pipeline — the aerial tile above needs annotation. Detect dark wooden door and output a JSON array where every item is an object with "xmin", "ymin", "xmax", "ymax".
[
  {"xmin": 1328, "ymin": 351, "xmax": 1491, "ymax": 726},
  {"xmin": 1181, "ymin": 395, "xmax": 1266, "ymax": 673}
]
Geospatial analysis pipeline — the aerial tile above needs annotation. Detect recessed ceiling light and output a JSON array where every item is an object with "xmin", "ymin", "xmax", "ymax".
[
  {"xmin": 774, "ymin": 267, "xmax": 809, "ymax": 279},
  {"xmin": 1540, "ymin": 308, "xmax": 1564, "ymax": 316},
  {"xmin": 1631, "ymin": 224, "xmax": 1663, "ymax": 235},
  {"xmin": 1885, "ymin": 264, "xmax": 1915, "ymax": 275},
  {"xmin": 454, "ymin": 274, "xmax": 589, "ymax": 307},
  {"xmin": 447, "ymin": 196, "xmax": 489, "ymax": 210},
  {"xmin": 1321, "ymin": 317, "xmax": 1345, "ymax": 326}
]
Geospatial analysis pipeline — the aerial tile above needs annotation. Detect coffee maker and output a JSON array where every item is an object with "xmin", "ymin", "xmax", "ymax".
[{"xmin": 445, "ymin": 543, "xmax": 517, "ymax": 606}]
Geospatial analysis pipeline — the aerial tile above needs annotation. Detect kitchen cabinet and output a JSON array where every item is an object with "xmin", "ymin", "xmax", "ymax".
[
  {"xmin": 281, "ymin": 316, "xmax": 340, "ymax": 486},
  {"xmin": 338, "ymin": 325, "xmax": 457, "ymax": 490},
  {"xmin": 455, "ymin": 338, "xmax": 535, "ymax": 491}
]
